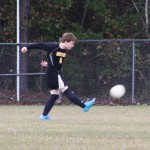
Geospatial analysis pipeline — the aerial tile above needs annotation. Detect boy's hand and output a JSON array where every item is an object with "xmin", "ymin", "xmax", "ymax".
[
  {"xmin": 41, "ymin": 61, "xmax": 48, "ymax": 67},
  {"xmin": 21, "ymin": 47, "xmax": 28, "ymax": 53}
]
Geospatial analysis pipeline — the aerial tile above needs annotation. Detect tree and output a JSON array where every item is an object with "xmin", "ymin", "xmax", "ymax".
[
  {"xmin": 27, "ymin": 0, "xmax": 73, "ymax": 41},
  {"xmin": 20, "ymin": 0, "xmax": 30, "ymax": 90},
  {"xmin": 0, "ymin": 0, "xmax": 16, "ymax": 42}
]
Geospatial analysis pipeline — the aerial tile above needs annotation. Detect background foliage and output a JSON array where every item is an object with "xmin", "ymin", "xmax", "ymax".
[{"xmin": 0, "ymin": 0, "xmax": 148, "ymax": 42}]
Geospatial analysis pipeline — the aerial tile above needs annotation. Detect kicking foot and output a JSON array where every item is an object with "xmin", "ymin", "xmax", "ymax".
[
  {"xmin": 40, "ymin": 114, "xmax": 51, "ymax": 120},
  {"xmin": 83, "ymin": 98, "xmax": 96, "ymax": 112}
]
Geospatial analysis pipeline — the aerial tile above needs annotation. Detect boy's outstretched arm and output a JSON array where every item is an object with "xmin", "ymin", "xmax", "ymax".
[
  {"xmin": 21, "ymin": 43, "xmax": 49, "ymax": 53},
  {"xmin": 21, "ymin": 43, "xmax": 58, "ymax": 53}
]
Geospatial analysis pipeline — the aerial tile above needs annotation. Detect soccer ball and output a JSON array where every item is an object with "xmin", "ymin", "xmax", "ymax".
[{"xmin": 109, "ymin": 84, "xmax": 126, "ymax": 99}]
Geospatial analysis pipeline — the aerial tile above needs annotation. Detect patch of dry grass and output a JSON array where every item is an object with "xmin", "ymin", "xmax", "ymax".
[{"xmin": 0, "ymin": 105, "xmax": 150, "ymax": 150}]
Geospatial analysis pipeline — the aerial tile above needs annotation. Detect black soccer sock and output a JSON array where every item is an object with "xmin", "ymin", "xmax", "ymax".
[
  {"xmin": 63, "ymin": 89, "xmax": 85, "ymax": 108},
  {"xmin": 42, "ymin": 95, "xmax": 59, "ymax": 116}
]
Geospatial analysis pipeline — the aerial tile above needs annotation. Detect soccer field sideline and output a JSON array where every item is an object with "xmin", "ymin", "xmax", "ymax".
[{"xmin": 0, "ymin": 105, "xmax": 150, "ymax": 150}]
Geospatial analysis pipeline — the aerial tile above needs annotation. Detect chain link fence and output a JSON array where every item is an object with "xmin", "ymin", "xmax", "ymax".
[{"xmin": 0, "ymin": 39, "xmax": 150, "ymax": 105}]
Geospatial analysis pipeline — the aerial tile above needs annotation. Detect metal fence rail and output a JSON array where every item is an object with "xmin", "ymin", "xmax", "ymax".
[{"xmin": 1, "ymin": 39, "xmax": 150, "ymax": 105}]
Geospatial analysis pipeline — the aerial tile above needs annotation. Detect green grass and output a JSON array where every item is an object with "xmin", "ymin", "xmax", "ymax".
[{"xmin": 0, "ymin": 105, "xmax": 150, "ymax": 150}]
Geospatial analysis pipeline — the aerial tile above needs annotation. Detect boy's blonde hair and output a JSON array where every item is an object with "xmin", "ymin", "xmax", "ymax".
[{"xmin": 61, "ymin": 32, "xmax": 77, "ymax": 43}]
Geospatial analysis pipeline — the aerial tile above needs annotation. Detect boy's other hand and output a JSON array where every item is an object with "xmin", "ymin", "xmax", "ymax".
[{"xmin": 41, "ymin": 61, "xmax": 48, "ymax": 67}]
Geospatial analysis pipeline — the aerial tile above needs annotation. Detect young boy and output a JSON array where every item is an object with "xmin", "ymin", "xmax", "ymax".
[{"xmin": 21, "ymin": 32, "xmax": 96, "ymax": 120}]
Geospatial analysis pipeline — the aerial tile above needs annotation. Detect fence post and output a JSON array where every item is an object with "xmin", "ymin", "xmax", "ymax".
[
  {"xmin": 56, "ymin": 37, "xmax": 62, "ymax": 103},
  {"xmin": 132, "ymin": 40, "xmax": 135, "ymax": 104},
  {"xmin": 16, "ymin": 0, "xmax": 20, "ymax": 102}
]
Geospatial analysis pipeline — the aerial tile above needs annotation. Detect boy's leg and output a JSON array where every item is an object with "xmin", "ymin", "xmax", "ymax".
[
  {"xmin": 40, "ymin": 90, "xmax": 59, "ymax": 120},
  {"xmin": 63, "ymin": 88, "xmax": 85, "ymax": 108},
  {"xmin": 63, "ymin": 88, "xmax": 96, "ymax": 112},
  {"xmin": 59, "ymin": 73, "xmax": 95, "ymax": 110},
  {"xmin": 42, "ymin": 94, "xmax": 59, "ymax": 116}
]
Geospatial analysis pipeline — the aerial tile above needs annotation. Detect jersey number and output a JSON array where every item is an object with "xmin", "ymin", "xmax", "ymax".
[{"xmin": 59, "ymin": 58, "xmax": 62, "ymax": 64}]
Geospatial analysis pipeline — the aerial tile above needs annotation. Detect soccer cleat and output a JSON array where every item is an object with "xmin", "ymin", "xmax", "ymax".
[
  {"xmin": 83, "ymin": 98, "xmax": 96, "ymax": 112},
  {"xmin": 40, "ymin": 114, "xmax": 51, "ymax": 120}
]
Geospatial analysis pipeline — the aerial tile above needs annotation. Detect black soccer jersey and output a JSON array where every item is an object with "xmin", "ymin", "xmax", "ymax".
[
  {"xmin": 27, "ymin": 43, "xmax": 67, "ymax": 89},
  {"xmin": 27, "ymin": 43, "xmax": 67, "ymax": 71}
]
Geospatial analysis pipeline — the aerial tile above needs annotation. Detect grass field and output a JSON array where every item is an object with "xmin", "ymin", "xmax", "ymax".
[{"xmin": 0, "ymin": 105, "xmax": 150, "ymax": 150}]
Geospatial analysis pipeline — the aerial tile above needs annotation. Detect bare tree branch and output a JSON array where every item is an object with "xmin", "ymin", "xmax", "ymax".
[
  {"xmin": 131, "ymin": 0, "xmax": 146, "ymax": 28},
  {"xmin": 81, "ymin": 1, "xmax": 89, "ymax": 26},
  {"xmin": 145, "ymin": 0, "xmax": 149, "ymax": 38}
]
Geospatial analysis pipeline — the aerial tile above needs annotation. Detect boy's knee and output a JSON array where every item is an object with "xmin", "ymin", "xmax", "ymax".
[
  {"xmin": 60, "ymin": 86, "xmax": 68, "ymax": 93},
  {"xmin": 50, "ymin": 89, "xmax": 59, "ymax": 95}
]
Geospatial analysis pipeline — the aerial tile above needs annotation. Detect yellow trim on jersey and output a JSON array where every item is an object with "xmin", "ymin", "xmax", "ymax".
[{"xmin": 56, "ymin": 52, "xmax": 66, "ymax": 57}]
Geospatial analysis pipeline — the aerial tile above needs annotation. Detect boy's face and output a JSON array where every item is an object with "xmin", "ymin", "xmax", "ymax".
[{"xmin": 65, "ymin": 41, "xmax": 75, "ymax": 50}]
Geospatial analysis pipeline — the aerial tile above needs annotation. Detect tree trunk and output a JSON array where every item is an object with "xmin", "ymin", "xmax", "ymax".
[{"xmin": 20, "ymin": 0, "xmax": 30, "ymax": 91}]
